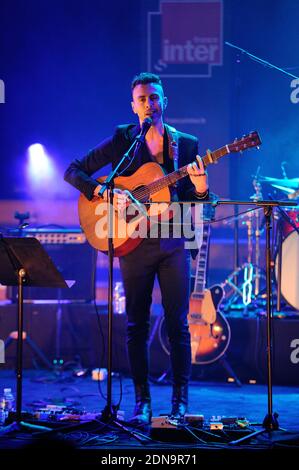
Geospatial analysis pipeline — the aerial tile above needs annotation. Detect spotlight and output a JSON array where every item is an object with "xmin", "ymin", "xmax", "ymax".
[{"xmin": 27, "ymin": 143, "xmax": 55, "ymax": 181}]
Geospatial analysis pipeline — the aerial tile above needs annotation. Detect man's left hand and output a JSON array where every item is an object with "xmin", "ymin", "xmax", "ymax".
[{"xmin": 187, "ymin": 155, "xmax": 208, "ymax": 194}]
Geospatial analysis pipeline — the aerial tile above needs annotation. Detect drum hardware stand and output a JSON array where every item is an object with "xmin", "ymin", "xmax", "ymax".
[
  {"xmin": 275, "ymin": 214, "xmax": 284, "ymax": 313},
  {"xmin": 221, "ymin": 224, "xmax": 266, "ymax": 311},
  {"xmin": 233, "ymin": 206, "xmax": 240, "ymax": 288},
  {"xmin": 221, "ymin": 173, "xmax": 265, "ymax": 312}
]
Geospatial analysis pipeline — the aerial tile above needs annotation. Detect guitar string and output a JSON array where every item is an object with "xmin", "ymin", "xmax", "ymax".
[
  {"xmin": 129, "ymin": 146, "xmax": 216, "ymax": 202},
  {"xmin": 131, "ymin": 166, "xmax": 188, "ymax": 202},
  {"xmin": 118, "ymin": 135, "xmax": 257, "ymax": 203},
  {"xmin": 128, "ymin": 141, "xmax": 254, "ymax": 202},
  {"xmin": 129, "ymin": 144, "xmax": 225, "ymax": 201}
]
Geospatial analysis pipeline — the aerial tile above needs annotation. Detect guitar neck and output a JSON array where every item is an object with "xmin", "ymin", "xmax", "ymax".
[
  {"xmin": 146, "ymin": 144, "xmax": 230, "ymax": 196},
  {"xmin": 192, "ymin": 223, "xmax": 211, "ymax": 299}
]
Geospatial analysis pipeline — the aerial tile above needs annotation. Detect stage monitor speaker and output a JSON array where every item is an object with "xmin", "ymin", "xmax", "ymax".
[{"xmin": 8, "ymin": 228, "xmax": 97, "ymax": 301}]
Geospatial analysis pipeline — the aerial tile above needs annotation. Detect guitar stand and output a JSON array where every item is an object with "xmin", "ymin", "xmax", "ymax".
[
  {"xmin": 190, "ymin": 355, "xmax": 242, "ymax": 388},
  {"xmin": 4, "ymin": 331, "xmax": 52, "ymax": 369},
  {"xmin": 218, "ymin": 355, "xmax": 242, "ymax": 387}
]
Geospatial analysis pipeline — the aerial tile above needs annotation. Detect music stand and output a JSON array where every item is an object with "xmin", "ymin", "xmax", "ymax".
[{"xmin": 0, "ymin": 236, "xmax": 72, "ymax": 424}]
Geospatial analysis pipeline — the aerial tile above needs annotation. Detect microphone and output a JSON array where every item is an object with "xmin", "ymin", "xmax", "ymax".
[
  {"xmin": 136, "ymin": 117, "xmax": 152, "ymax": 143},
  {"xmin": 97, "ymin": 118, "xmax": 152, "ymax": 197},
  {"xmin": 132, "ymin": 117, "xmax": 152, "ymax": 160}
]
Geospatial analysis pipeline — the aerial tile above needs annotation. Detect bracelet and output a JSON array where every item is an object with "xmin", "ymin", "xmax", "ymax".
[
  {"xmin": 189, "ymin": 172, "xmax": 207, "ymax": 177},
  {"xmin": 194, "ymin": 188, "xmax": 209, "ymax": 199}
]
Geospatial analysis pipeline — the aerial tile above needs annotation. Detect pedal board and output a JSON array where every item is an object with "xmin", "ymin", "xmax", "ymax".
[
  {"xmin": 150, "ymin": 414, "xmax": 250, "ymax": 442},
  {"xmin": 150, "ymin": 414, "xmax": 206, "ymax": 442},
  {"xmin": 151, "ymin": 414, "xmax": 205, "ymax": 428}
]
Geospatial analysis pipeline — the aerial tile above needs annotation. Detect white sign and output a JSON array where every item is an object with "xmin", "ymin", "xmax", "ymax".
[
  {"xmin": 290, "ymin": 78, "xmax": 299, "ymax": 104},
  {"xmin": 0, "ymin": 79, "xmax": 5, "ymax": 103},
  {"xmin": 0, "ymin": 340, "xmax": 5, "ymax": 363}
]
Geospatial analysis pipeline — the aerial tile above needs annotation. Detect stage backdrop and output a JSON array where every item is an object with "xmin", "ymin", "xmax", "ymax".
[{"xmin": 1, "ymin": 0, "xmax": 298, "ymax": 206}]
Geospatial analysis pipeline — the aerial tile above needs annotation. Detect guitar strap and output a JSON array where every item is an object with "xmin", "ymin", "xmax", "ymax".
[
  {"xmin": 165, "ymin": 124, "xmax": 179, "ymax": 189},
  {"xmin": 165, "ymin": 124, "xmax": 202, "ymax": 256}
]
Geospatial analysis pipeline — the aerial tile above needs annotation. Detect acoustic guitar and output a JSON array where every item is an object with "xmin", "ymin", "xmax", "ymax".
[
  {"xmin": 78, "ymin": 132, "xmax": 261, "ymax": 256},
  {"xmin": 188, "ymin": 221, "xmax": 231, "ymax": 365}
]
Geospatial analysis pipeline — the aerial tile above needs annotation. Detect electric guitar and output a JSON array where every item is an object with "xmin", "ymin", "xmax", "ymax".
[
  {"xmin": 78, "ymin": 132, "xmax": 261, "ymax": 256},
  {"xmin": 188, "ymin": 220, "xmax": 231, "ymax": 365}
]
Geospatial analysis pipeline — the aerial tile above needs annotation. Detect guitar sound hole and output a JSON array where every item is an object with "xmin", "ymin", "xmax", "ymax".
[{"xmin": 132, "ymin": 186, "xmax": 150, "ymax": 204}]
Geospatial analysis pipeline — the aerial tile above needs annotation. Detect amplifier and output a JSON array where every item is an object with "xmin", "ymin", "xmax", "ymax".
[{"xmin": 8, "ymin": 228, "xmax": 97, "ymax": 301}]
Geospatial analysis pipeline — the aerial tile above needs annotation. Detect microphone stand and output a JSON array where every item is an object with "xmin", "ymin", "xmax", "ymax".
[
  {"xmin": 225, "ymin": 41, "xmax": 299, "ymax": 80},
  {"xmin": 98, "ymin": 122, "xmax": 151, "ymax": 440}
]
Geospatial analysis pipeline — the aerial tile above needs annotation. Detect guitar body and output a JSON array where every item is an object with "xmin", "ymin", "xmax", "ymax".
[
  {"xmin": 78, "ymin": 162, "xmax": 170, "ymax": 256},
  {"xmin": 189, "ymin": 310, "xmax": 231, "ymax": 365},
  {"xmin": 78, "ymin": 132, "xmax": 261, "ymax": 256},
  {"xmin": 188, "ymin": 284, "xmax": 230, "ymax": 365},
  {"xmin": 189, "ymin": 285, "xmax": 224, "ymax": 324}
]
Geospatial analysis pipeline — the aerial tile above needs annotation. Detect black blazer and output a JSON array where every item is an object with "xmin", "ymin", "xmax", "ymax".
[{"xmin": 64, "ymin": 123, "xmax": 207, "ymax": 202}]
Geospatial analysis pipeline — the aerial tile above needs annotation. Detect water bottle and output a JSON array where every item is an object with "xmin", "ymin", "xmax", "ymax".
[
  {"xmin": 3, "ymin": 388, "xmax": 15, "ymax": 412},
  {"xmin": 0, "ymin": 395, "xmax": 6, "ymax": 425},
  {"xmin": 0, "ymin": 388, "xmax": 15, "ymax": 425},
  {"xmin": 113, "ymin": 282, "xmax": 126, "ymax": 314}
]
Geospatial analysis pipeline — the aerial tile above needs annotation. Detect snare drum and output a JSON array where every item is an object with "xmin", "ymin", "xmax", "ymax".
[{"xmin": 275, "ymin": 230, "xmax": 299, "ymax": 310}]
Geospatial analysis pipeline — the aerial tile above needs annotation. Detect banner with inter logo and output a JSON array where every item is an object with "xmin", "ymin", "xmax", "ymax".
[{"xmin": 147, "ymin": 0, "xmax": 222, "ymax": 78}]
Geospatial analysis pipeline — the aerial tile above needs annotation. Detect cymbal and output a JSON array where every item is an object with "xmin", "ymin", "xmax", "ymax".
[
  {"xmin": 259, "ymin": 176, "xmax": 299, "ymax": 189},
  {"xmin": 271, "ymin": 184, "xmax": 296, "ymax": 194}
]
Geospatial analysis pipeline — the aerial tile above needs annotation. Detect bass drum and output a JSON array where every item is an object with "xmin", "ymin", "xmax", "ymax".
[
  {"xmin": 275, "ymin": 230, "xmax": 299, "ymax": 310},
  {"xmin": 281, "ymin": 209, "xmax": 299, "ymax": 237}
]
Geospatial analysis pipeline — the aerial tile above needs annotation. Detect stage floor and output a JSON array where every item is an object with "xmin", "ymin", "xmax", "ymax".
[
  {"xmin": 0, "ymin": 370, "xmax": 299, "ymax": 463},
  {"xmin": 1, "ymin": 302, "xmax": 299, "ymax": 386}
]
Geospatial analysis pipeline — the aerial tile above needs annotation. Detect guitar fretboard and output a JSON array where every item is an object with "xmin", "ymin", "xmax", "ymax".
[
  {"xmin": 132, "ymin": 145, "xmax": 230, "ymax": 201},
  {"xmin": 192, "ymin": 223, "xmax": 211, "ymax": 299}
]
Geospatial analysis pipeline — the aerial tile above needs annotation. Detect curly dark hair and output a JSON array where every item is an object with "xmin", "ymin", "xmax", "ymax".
[{"xmin": 131, "ymin": 72, "xmax": 163, "ymax": 91}]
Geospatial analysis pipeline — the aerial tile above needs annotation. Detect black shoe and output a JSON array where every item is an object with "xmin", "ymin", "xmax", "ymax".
[
  {"xmin": 129, "ymin": 383, "xmax": 152, "ymax": 425},
  {"xmin": 170, "ymin": 384, "xmax": 188, "ymax": 420},
  {"xmin": 130, "ymin": 402, "xmax": 152, "ymax": 425}
]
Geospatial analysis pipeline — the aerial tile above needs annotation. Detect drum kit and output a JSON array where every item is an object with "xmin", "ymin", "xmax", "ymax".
[{"xmin": 222, "ymin": 169, "xmax": 299, "ymax": 313}]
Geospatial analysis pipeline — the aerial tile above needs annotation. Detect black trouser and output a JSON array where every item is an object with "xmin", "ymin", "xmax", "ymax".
[{"xmin": 119, "ymin": 237, "xmax": 191, "ymax": 386}]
